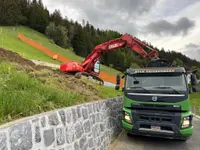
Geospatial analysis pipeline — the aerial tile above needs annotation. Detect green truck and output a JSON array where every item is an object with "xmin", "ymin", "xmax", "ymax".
[{"xmin": 115, "ymin": 59, "xmax": 198, "ymax": 141}]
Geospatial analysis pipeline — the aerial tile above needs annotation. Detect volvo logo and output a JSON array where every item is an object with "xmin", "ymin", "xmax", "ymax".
[{"xmin": 152, "ymin": 96, "xmax": 158, "ymax": 102}]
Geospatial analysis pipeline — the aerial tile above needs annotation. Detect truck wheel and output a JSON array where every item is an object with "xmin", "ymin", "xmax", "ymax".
[{"xmin": 127, "ymin": 132, "xmax": 133, "ymax": 137}]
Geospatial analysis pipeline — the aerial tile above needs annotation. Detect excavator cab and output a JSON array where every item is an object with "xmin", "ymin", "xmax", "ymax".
[{"xmin": 93, "ymin": 59, "xmax": 100, "ymax": 74}]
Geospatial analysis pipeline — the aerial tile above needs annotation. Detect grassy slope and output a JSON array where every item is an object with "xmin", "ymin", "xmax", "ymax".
[
  {"xmin": 0, "ymin": 61, "xmax": 121, "ymax": 124},
  {"xmin": 190, "ymin": 84, "xmax": 200, "ymax": 106},
  {"xmin": 0, "ymin": 26, "xmax": 121, "ymax": 75}
]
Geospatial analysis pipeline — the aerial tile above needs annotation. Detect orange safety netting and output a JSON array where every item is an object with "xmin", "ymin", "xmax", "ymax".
[{"xmin": 18, "ymin": 33, "xmax": 124, "ymax": 86}]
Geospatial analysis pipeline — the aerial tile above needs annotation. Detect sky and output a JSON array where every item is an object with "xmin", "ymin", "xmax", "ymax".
[{"xmin": 42, "ymin": 0, "xmax": 200, "ymax": 61}]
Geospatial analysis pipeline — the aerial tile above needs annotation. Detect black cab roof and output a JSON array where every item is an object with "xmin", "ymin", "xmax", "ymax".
[{"xmin": 126, "ymin": 67, "xmax": 186, "ymax": 74}]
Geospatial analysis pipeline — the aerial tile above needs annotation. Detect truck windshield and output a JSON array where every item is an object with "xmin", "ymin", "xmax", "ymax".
[{"xmin": 125, "ymin": 73, "xmax": 187, "ymax": 94}]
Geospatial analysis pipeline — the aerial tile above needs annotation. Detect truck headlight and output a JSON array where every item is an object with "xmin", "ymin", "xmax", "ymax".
[
  {"xmin": 124, "ymin": 112, "xmax": 132, "ymax": 124},
  {"xmin": 182, "ymin": 116, "xmax": 192, "ymax": 128}
]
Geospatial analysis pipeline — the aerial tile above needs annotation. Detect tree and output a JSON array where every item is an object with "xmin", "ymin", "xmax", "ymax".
[
  {"xmin": 51, "ymin": 9, "xmax": 63, "ymax": 26},
  {"xmin": 45, "ymin": 22, "xmax": 69, "ymax": 48},
  {"xmin": 0, "ymin": 0, "xmax": 25, "ymax": 25},
  {"xmin": 172, "ymin": 58, "xmax": 184, "ymax": 67},
  {"xmin": 29, "ymin": 0, "xmax": 49, "ymax": 33},
  {"xmin": 19, "ymin": 0, "xmax": 31, "ymax": 25}
]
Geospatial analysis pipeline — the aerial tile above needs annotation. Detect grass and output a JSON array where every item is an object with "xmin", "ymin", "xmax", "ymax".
[
  {"xmin": 0, "ymin": 26, "xmax": 121, "ymax": 75},
  {"xmin": 190, "ymin": 93, "xmax": 200, "ymax": 106},
  {"xmin": 81, "ymin": 78, "xmax": 122, "ymax": 98},
  {"xmin": 0, "ymin": 26, "xmax": 60, "ymax": 64},
  {"xmin": 190, "ymin": 84, "xmax": 200, "ymax": 106},
  {"xmin": 0, "ymin": 61, "xmax": 121, "ymax": 124}
]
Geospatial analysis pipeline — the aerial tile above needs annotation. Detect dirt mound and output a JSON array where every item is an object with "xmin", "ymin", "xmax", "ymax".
[{"xmin": 0, "ymin": 48, "xmax": 50, "ymax": 70}]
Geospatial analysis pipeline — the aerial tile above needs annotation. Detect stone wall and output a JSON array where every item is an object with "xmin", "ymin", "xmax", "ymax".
[{"xmin": 0, "ymin": 97, "xmax": 123, "ymax": 150}]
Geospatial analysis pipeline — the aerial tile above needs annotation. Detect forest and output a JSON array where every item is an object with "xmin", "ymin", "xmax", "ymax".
[{"xmin": 0, "ymin": 0, "xmax": 200, "ymax": 77}]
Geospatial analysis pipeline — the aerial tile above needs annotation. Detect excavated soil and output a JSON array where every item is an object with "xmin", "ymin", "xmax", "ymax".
[
  {"xmin": 0, "ymin": 48, "xmax": 51, "ymax": 71},
  {"xmin": 0, "ymin": 48, "xmax": 101, "ymax": 100}
]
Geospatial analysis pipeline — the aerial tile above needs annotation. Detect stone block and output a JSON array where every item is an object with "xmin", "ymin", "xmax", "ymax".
[
  {"xmin": 66, "ymin": 109, "xmax": 72, "ymax": 123},
  {"xmin": 48, "ymin": 113, "xmax": 59, "ymax": 126},
  {"xmin": 77, "ymin": 106, "xmax": 82, "ymax": 118},
  {"xmin": 56, "ymin": 128, "xmax": 65, "ymax": 145},
  {"xmin": 74, "ymin": 142, "xmax": 79, "ymax": 150},
  {"xmin": 74, "ymin": 123, "xmax": 84, "ymax": 139},
  {"xmin": 40, "ymin": 116, "xmax": 46, "ymax": 127},
  {"xmin": 9, "ymin": 121, "xmax": 32, "ymax": 150},
  {"xmin": 65, "ymin": 126, "xmax": 75, "ymax": 143},
  {"xmin": 82, "ymin": 107, "xmax": 89, "ymax": 119},
  {"xmin": 59, "ymin": 110, "xmax": 66, "ymax": 126},
  {"xmin": 43, "ymin": 129, "xmax": 55, "ymax": 147},
  {"xmin": 0, "ymin": 132, "xmax": 7, "ymax": 150},
  {"xmin": 35, "ymin": 126, "xmax": 41, "ymax": 143},
  {"xmin": 79, "ymin": 136, "xmax": 87, "ymax": 149},
  {"xmin": 72, "ymin": 108, "xmax": 78, "ymax": 123},
  {"xmin": 83, "ymin": 120, "xmax": 91, "ymax": 133}
]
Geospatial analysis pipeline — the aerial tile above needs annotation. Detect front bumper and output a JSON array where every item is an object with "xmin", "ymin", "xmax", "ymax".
[{"xmin": 122, "ymin": 120, "xmax": 193, "ymax": 139}]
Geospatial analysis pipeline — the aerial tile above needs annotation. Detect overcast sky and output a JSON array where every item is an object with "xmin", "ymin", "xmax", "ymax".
[{"xmin": 43, "ymin": 0, "xmax": 200, "ymax": 61}]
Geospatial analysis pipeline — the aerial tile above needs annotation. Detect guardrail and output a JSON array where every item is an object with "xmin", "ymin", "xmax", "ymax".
[{"xmin": 191, "ymin": 105, "xmax": 200, "ymax": 117}]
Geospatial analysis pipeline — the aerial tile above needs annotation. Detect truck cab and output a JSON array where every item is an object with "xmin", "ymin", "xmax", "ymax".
[{"xmin": 115, "ymin": 65, "xmax": 197, "ymax": 141}]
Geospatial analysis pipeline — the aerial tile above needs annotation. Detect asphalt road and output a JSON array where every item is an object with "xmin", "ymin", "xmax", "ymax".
[{"xmin": 108, "ymin": 117, "xmax": 200, "ymax": 150}]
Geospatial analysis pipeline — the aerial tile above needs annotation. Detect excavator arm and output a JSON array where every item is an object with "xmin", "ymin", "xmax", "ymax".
[
  {"xmin": 80, "ymin": 34, "xmax": 159, "ymax": 73},
  {"xmin": 60, "ymin": 34, "xmax": 159, "ymax": 76}
]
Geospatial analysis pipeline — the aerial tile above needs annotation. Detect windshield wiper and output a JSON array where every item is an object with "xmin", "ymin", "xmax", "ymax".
[
  {"xmin": 153, "ymin": 86, "xmax": 180, "ymax": 94},
  {"xmin": 128, "ymin": 86, "xmax": 150, "ymax": 93}
]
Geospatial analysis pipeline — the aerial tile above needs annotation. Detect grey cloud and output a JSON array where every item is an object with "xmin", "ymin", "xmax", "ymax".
[
  {"xmin": 184, "ymin": 43, "xmax": 200, "ymax": 61},
  {"xmin": 45, "ymin": 0, "xmax": 157, "ymax": 35},
  {"xmin": 185, "ymin": 43, "xmax": 199, "ymax": 49},
  {"xmin": 145, "ymin": 17, "xmax": 195, "ymax": 36}
]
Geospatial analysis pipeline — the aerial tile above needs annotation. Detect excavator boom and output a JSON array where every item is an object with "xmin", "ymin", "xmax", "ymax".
[{"xmin": 60, "ymin": 34, "xmax": 159, "ymax": 80}]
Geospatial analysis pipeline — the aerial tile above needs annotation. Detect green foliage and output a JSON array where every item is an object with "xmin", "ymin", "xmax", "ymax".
[
  {"xmin": 81, "ymin": 78, "xmax": 122, "ymax": 98},
  {"xmin": 172, "ymin": 58, "xmax": 184, "ymax": 67},
  {"xmin": 131, "ymin": 63, "xmax": 140, "ymax": 69},
  {"xmin": 0, "ymin": 26, "xmax": 60, "ymax": 64},
  {"xmin": 0, "ymin": 0, "xmax": 26, "ymax": 25},
  {"xmin": 0, "ymin": 61, "xmax": 121, "ymax": 123},
  {"xmin": 0, "ymin": 61, "xmax": 80, "ymax": 123},
  {"xmin": 29, "ymin": 0, "xmax": 49, "ymax": 33},
  {"xmin": 45, "ymin": 22, "xmax": 69, "ymax": 48},
  {"xmin": 50, "ymin": 9, "xmax": 63, "ymax": 26}
]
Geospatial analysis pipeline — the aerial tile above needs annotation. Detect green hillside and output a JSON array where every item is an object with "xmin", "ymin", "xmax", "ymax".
[
  {"xmin": 0, "ymin": 48, "xmax": 122, "ymax": 124},
  {"xmin": 0, "ymin": 26, "xmax": 121, "ymax": 75}
]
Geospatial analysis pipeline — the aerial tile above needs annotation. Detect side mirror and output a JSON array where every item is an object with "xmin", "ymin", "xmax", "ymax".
[
  {"xmin": 115, "ymin": 75, "xmax": 121, "ymax": 90},
  {"xmin": 191, "ymin": 74, "xmax": 197, "ymax": 86}
]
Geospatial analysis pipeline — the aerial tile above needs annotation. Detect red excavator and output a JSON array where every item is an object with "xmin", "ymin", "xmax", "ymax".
[{"xmin": 60, "ymin": 34, "xmax": 159, "ymax": 84}]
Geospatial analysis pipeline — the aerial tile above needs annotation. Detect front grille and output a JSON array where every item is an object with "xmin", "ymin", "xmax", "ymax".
[{"xmin": 139, "ymin": 115, "xmax": 173, "ymax": 123}]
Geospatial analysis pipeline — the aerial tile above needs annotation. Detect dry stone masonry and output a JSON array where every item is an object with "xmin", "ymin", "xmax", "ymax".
[{"xmin": 0, "ymin": 97, "xmax": 123, "ymax": 150}]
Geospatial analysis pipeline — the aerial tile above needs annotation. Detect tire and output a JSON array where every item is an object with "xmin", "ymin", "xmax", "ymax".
[
  {"xmin": 179, "ymin": 136, "xmax": 190, "ymax": 142},
  {"xmin": 127, "ymin": 132, "xmax": 133, "ymax": 137}
]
